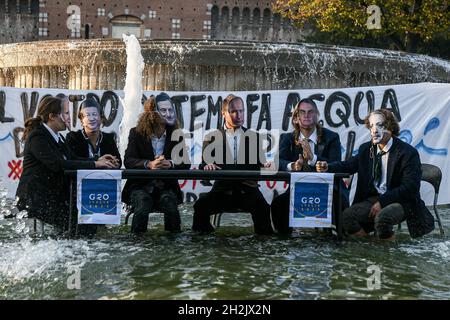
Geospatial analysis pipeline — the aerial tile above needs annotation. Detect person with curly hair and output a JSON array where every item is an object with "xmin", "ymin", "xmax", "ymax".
[{"xmin": 122, "ymin": 93, "xmax": 190, "ymax": 234}]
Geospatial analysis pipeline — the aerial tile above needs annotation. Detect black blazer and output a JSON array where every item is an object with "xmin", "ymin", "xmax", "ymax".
[
  {"xmin": 200, "ymin": 127, "xmax": 266, "ymax": 193},
  {"xmin": 278, "ymin": 128, "xmax": 341, "ymax": 171},
  {"xmin": 328, "ymin": 136, "xmax": 435, "ymax": 238},
  {"xmin": 16, "ymin": 124, "xmax": 95, "ymax": 224},
  {"xmin": 66, "ymin": 130, "xmax": 122, "ymax": 168},
  {"xmin": 121, "ymin": 126, "xmax": 190, "ymax": 204}
]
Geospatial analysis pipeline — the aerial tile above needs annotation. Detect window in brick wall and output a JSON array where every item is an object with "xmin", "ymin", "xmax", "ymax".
[
  {"xmin": 206, "ymin": 3, "xmax": 212, "ymax": 15},
  {"xmin": 97, "ymin": 8, "xmax": 105, "ymax": 16},
  {"xmin": 203, "ymin": 20, "xmax": 211, "ymax": 31},
  {"xmin": 38, "ymin": 27, "xmax": 48, "ymax": 36},
  {"xmin": 39, "ymin": 12, "xmax": 48, "ymax": 23},
  {"xmin": 171, "ymin": 19, "xmax": 181, "ymax": 29},
  {"xmin": 144, "ymin": 29, "xmax": 152, "ymax": 39},
  {"xmin": 71, "ymin": 29, "xmax": 81, "ymax": 38},
  {"xmin": 149, "ymin": 10, "xmax": 156, "ymax": 18},
  {"xmin": 172, "ymin": 32, "xmax": 180, "ymax": 39},
  {"xmin": 203, "ymin": 34, "xmax": 211, "ymax": 40},
  {"xmin": 102, "ymin": 27, "xmax": 109, "ymax": 36}
]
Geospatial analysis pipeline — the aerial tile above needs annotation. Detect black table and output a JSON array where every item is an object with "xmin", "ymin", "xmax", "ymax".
[{"xmin": 65, "ymin": 170, "xmax": 349, "ymax": 240}]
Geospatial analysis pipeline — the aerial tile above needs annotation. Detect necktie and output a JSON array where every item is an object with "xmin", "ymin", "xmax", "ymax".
[
  {"xmin": 57, "ymin": 137, "xmax": 65, "ymax": 149},
  {"xmin": 373, "ymin": 150, "xmax": 387, "ymax": 187}
]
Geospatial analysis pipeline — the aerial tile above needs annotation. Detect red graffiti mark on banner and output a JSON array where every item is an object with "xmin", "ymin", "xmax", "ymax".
[
  {"xmin": 8, "ymin": 159, "xmax": 23, "ymax": 180},
  {"xmin": 266, "ymin": 181, "xmax": 277, "ymax": 189},
  {"xmin": 179, "ymin": 180, "xmax": 188, "ymax": 189}
]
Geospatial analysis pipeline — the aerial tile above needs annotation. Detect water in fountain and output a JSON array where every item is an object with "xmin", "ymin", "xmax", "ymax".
[
  {"xmin": 119, "ymin": 34, "xmax": 145, "ymax": 158},
  {"xmin": 1, "ymin": 39, "xmax": 450, "ymax": 300},
  {"xmin": 1, "ymin": 173, "xmax": 450, "ymax": 300}
]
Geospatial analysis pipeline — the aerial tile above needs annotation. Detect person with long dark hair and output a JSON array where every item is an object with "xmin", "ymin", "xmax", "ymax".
[
  {"xmin": 270, "ymin": 98, "xmax": 344, "ymax": 234},
  {"xmin": 16, "ymin": 96, "xmax": 119, "ymax": 231}
]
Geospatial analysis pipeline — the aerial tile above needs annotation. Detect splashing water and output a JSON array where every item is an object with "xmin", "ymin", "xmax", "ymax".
[{"xmin": 119, "ymin": 34, "xmax": 145, "ymax": 158}]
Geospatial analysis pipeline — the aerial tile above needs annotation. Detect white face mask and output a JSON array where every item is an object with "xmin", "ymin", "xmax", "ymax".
[
  {"xmin": 368, "ymin": 114, "xmax": 388, "ymax": 145},
  {"xmin": 156, "ymin": 100, "xmax": 177, "ymax": 125}
]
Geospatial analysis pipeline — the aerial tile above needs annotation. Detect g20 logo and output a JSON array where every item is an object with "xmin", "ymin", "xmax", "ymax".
[
  {"xmin": 301, "ymin": 197, "xmax": 321, "ymax": 204},
  {"xmin": 88, "ymin": 193, "xmax": 110, "ymax": 201}
]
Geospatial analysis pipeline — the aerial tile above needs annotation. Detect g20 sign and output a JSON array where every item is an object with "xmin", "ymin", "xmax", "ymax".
[
  {"xmin": 81, "ymin": 179, "xmax": 117, "ymax": 215},
  {"xmin": 293, "ymin": 182, "xmax": 328, "ymax": 219}
]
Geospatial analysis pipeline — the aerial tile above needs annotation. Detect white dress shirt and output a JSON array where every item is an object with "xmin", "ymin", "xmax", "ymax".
[
  {"xmin": 151, "ymin": 131, "xmax": 166, "ymax": 157},
  {"xmin": 374, "ymin": 137, "xmax": 393, "ymax": 195},
  {"xmin": 43, "ymin": 123, "xmax": 66, "ymax": 160},
  {"xmin": 224, "ymin": 126, "xmax": 243, "ymax": 164},
  {"xmin": 43, "ymin": 123, "xmax": 60, "ymax": 143}
]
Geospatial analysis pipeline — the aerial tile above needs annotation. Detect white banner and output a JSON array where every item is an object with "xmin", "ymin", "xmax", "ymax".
[
  {"xmin": 0, "ymin": 82, "xmax": 449, "ymax": 205},
  {"xmin": 289, "ymin": 173, "xmax": 334, "ymax": 228},
  {"xmin": 76, "ymin": 170, "xmax": 122, "ymax": 225}
]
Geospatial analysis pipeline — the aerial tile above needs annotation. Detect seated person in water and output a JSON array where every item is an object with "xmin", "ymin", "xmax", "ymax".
[
  {"xmin": 16, "ymin": 96, "xmax": 119, "ymax": 233},
  {"xmin": 316, "ymin": 109, "xmax": 435, "ymax": 240},
  {"xmin": 66, "ymin": 98, "xmax": 122, "ymax": 167},
  {"xmin": 122, "ymin": 93, "xmax": 190, "ymax": 235},
  {"xmin": 270, "ymin": 98, "xmax": 345, "ymax": 234},
  {"xmin": 192, "ymin": 94, "xmax": 274, "ymax": 235}
]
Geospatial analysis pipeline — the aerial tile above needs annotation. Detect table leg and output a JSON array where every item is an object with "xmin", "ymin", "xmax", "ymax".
[{"xmin": 337, "ymin": 178, "xmax": 343, "ymax": 241}]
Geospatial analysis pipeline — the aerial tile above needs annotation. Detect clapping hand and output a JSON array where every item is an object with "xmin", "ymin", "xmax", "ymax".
[{"xmin": 299, "ymin": 139, "xmax": 313, "ymax": 162}]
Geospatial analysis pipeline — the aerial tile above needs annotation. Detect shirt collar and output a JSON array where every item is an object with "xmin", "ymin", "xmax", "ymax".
[
  {"xmin": 151, "ymin": 131, "xmax": 166, "ymax": 141},
  {"xmin": 224, "ymin": 124, "xmax": 243, "ymax": 135},
  {"xmin": 43, "ymin": 123, "xmax": 60, "ymax": 142},
  {"xmin": 378, "ymin": 137, "xmax": 393, "ymax": 154},
  {"xmin": 299, "ymin": 128, "xmax": 317, "ymax": 144}
]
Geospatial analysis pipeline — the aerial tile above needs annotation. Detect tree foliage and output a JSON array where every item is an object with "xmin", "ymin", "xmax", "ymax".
[{"xmin": 273, "ymin": 0, "xmax": 449, "ymax": 54}]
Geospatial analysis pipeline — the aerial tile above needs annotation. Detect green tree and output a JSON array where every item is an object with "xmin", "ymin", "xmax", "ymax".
[{"xmin": 274, "ymin": 0, "xmax": 449, "ymax": 54}]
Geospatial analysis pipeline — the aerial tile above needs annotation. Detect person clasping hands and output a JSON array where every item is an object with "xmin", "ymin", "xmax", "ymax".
[{"xmin": 144, "ymin": 154, "xmax": 173, "ymax": 170}]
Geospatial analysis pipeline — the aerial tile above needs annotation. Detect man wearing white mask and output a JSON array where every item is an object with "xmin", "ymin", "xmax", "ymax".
[{"xmin": 316, "ymin": 109, "xmax": 434, "ymax": 240}]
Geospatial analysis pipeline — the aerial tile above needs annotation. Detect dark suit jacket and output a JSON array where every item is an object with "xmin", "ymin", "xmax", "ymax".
[
  {"xmin": 121, "ymin": 126, "xmax": 190, "ymax": 204},
  {"xmin": 278, "ymin": 128, "xmax": 341, "ymax": 171},
  {"xmin": 328, "ymin": 136, "xmax": 435, "ymax": 238},
  {"xmin": 66, "ymin": 130, "xmax": 122, "ymax": 168},
  {"xmin": 16, "ymin": 124, "xmax": 95, "ymax": 224},
  {"xmin": 200, "ymin": 127, "xmax": 265, "ymax": 193}
]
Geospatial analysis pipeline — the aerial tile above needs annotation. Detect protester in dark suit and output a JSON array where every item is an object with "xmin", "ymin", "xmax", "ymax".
[
  {"xmin": 122, "ymin": 94, "xmax": 190, "ymax": 234},
  {"xmin": 192, "ymin": 94, "xmax": 274, "ymax": 235},
  {"xmin": 16, "ymin": 96, "xmax": 119, "ymax": 231},
  {"xmin": 66, "ymin": 98, "xmax": 122, "ymax": 167},
  {"xmin": 317, "ymin": 109, "xmax": 435, "ymax": 240},
  {"xmin": 271, "ymin": 98, "xmax": 344, "ymax": 234}
]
